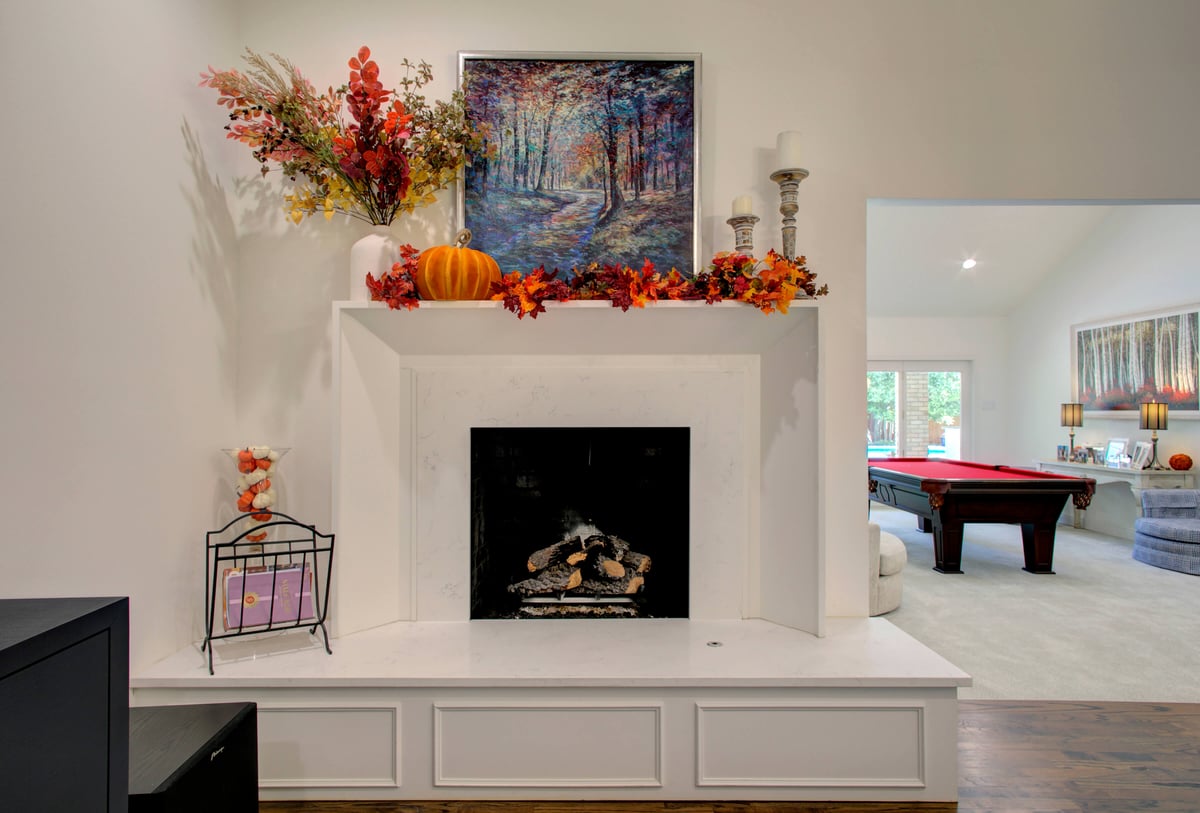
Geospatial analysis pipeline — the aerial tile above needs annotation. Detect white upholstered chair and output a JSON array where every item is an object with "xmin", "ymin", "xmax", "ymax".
[{"xmin": 868, "ymin": 521, "xmax": 907, "ymax": 616}]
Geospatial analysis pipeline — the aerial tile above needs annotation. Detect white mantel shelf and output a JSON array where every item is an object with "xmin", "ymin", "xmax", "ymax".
[{"xmin": 334, "ymin": 298, "xmax": 819, "ymax": 356}]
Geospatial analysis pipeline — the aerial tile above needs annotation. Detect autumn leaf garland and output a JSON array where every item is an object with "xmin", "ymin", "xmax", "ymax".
[
  {"xmin": 364, "ymin": 243, "xmax": 422, "ymax": 310},
  {"xmin": 366, "ymin": 250, "xmax": 828, "ymax": 319}
]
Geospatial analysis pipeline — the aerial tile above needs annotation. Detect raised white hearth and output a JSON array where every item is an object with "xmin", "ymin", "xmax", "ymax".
[
  {"xmin": 131, "ymin": 301, "xmax": 970, "ymax": 802},
  {"xmin": 132, "ymin": 618, "xmax": 968, "ymax": 801}
]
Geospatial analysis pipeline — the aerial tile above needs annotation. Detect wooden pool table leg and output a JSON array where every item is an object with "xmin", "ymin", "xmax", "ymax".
[
  {"xmin": 1020, "ymin": 522, "xmax": 1057, "ymax": 574},
  {"xmin": 931, "ymin": 517, "xmax": 964, "ymax": 574}
]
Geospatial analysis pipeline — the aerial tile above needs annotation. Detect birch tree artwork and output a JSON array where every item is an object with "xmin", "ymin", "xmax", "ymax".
[
  {"xmin": 1075, "ymin": 309, "xmax": 1199, "ymax": 411},
  {"xmin": 460, "ymin": 54, "xmax": 696, "ymax": 276}
]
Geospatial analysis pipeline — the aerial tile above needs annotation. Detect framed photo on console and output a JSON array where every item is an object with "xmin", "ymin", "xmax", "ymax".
[
  {"xmin": 458, "ymin": 51, "xmax": 700, "ymax": 276},
  {"xmin": 1105, "ymin": 438, "xmax": 1129, "ymax": 467},
  {"xmin": 1131, "ymin": 441, "xmax": 1153, "ymax": 470}
]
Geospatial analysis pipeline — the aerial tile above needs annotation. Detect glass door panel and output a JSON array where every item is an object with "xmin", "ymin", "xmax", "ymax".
[
  {"xmin": 867, "ymin": 371, "xmax": 898, "ymax": 457},
  {"xmin": 921, "ymin": 370, "xmax": 962, "ymax": 459},
  {"xmin": 868, "ymin": 363, "xmax": 968, "ymax": 460}
]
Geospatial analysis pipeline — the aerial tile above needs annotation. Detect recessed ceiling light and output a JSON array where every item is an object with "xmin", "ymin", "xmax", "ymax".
[{"xmin": 961, "ymin": 259, "xmax": 977, "ymax": 270}]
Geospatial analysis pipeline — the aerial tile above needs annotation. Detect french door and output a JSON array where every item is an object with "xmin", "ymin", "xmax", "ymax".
[{"xmin": 867, "ymin": 362, "xmax": 969, "ymax": 459}]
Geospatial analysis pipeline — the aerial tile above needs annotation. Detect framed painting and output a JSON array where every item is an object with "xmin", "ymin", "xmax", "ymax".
[
  {"xmin": 1072, "ymin": 305, "xmax": 1200, "ymax": 415},
  {"xmin": 458, "ymin": 51, "xmax": 700, "ymax": 276}
]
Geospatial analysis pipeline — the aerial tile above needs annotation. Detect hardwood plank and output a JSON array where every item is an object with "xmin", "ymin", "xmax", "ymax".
[
  {"xmin": 259, "ymin": 700, "xmax": 1200, "ymax": 812},
  {"xmin": 259, "ymin": 805, "xmax": 955, "ymax": 812}
]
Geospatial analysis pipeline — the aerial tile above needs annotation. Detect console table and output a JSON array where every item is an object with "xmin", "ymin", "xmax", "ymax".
[{"xmin": 1034, "ymin": 459, "xmax": 1194, "ymax": 527}]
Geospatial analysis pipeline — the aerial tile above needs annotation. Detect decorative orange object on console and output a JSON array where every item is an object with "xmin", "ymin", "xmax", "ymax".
[
  {"xmin": 414, "ymin": 228, "xmax": 500, "ymax": 300},
  {"xmin": 1169, "ymin": 453, "xmax": 1193, "ymax": 471}
]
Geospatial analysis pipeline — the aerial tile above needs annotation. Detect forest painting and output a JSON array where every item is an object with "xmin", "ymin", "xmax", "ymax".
[
  {"xmin": 459, "ymin": 53, "xmax": 697, "ymax": 276},
  {"xmin": 1073, "ymin": 307, "xmax": 1200, "ymax": 412}
]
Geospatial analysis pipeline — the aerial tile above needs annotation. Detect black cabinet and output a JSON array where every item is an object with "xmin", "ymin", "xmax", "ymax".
[
  {"xmin": 129, "ymin": 702, "xmax": 258, "ymax": 813},
  {"xmin": 0, "ymin": 597, "xmax": 130, "ymax": 813}
]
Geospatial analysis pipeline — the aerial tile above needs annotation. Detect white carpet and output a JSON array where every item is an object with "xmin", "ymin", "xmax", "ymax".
[{"xmin": 872, "ymin": 504, "xmax": 1200, "ymax": 702}]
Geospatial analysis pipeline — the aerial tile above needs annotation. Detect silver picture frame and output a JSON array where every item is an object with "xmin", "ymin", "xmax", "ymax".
[
  {"xmin": 457, "ymin": 50, "xmax": 701, "ymax": 276},
  {"xmin": 1072, "ymin": 304, "xmax": 1200, "ymax": 416}
]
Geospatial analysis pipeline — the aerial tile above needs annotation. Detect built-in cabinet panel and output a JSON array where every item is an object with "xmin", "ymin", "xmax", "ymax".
[
  {"xmin": 696, "ymin": 703, "xmax": 924, "ymax": 786},
  {"xmin": 258, "ymin": 706, "xmax": 399, "ymax": 788},
  {"xmin": 130, "ymin": 684, "xmax": 960, "ymax": 802},
  {"xmin": 434, "ymin": 703, "xmax": 662, "ymax": 787}
]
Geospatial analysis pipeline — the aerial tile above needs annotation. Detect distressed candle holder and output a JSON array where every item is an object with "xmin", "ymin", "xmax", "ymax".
[
  {"xmin": 769, "ymin": 168, "xmax": 810, "ymax": 260},
  {"xmin": 726, "ymin": 214, "xmax": 760, "ymax": 255}
]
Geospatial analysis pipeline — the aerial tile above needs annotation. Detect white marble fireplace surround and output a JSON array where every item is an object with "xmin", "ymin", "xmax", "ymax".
[{"xmin": 131, "ymin": 301, "xmax": 969, "ymax": 803}]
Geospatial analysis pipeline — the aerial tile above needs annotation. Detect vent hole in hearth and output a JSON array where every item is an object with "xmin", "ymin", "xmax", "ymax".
[{"xmin": 470, "ymin": 427, "xmax": 689, "ymax": 619}]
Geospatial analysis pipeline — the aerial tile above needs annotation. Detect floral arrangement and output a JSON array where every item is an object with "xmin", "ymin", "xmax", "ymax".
[
  {"xmin": 200, "ymin": 46, "xmax": 483, "ymax": 225},
  {"xmin": 365, "ymin": 250, "xmax": 828, "ymax": 319}
]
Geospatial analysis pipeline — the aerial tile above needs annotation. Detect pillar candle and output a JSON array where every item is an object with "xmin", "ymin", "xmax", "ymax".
[
  {"xmin": 776, "ymin": 130, "xmax": 803, "ymax": 169},
  {"xmin": 732, "ymin": 195, "xmax": 753, "ymax": 216}
]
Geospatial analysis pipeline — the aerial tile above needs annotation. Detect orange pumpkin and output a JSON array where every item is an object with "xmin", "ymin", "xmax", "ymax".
[
  {"xmin": 1169, "ymin": 453, "xmax": 1193, "ymax": 471},
  {"xmin": 415, "ymin": 228, "xmax": 501, "ymax": 300}
]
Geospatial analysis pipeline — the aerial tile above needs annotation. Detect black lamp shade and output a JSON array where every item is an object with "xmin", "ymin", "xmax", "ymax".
[
  {"xmin": 1060, "ymin": 403, "xmax": 1083, "ymax": 428},
  {"xmin": 1140, "ymin": 402, "xmax": 1169, "ymax": 431}
]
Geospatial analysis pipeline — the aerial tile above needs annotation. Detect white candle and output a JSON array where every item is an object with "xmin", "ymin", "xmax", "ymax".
[
  {"xmin": 776, "ymin": 130, "xmax": 803, "ymax": 169},
  {"xmin": 732, "ymin": 195, "xmax": 753, "ymax": 217}
]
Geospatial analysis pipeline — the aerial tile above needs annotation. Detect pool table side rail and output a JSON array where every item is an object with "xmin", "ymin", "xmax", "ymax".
[{"xmin": 867, "ymin": 459, "xmax": 1096, "ymax": 508}]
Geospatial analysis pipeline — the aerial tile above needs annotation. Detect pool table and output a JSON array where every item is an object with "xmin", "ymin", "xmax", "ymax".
[{"xmin": 867, "ymin": 458, "xmax": 1096, "ymax": 574}]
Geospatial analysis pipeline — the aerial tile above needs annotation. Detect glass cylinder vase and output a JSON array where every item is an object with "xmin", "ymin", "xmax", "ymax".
[{"xmin": 222, "ymin": 446, "xmax": 290, "ymax": 546}]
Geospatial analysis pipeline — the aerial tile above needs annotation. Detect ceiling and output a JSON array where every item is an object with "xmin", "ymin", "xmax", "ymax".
[{"xmin": 866, "ymin": 202, "xmax": 1116, "ymax": 318}]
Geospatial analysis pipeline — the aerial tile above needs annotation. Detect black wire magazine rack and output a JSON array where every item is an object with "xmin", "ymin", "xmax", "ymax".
[{"xmin": 202, "ymin": 512, "xmax": 335, "ymax": 675}]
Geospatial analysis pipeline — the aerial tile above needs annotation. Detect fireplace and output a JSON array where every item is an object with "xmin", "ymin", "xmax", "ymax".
[
  {"xmin": 330, "ymin": 301, "xmax": 821, "ymax": 633},
  {"xmin": 470, "ymin": 427, "xmax": 689, "ymax": 619},
  {"xmin": 132, "ymin": 304, "xmax": 968, "ymax": 805}
]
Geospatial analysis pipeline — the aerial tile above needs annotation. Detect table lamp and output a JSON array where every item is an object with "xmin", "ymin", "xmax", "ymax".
[
  {"xmin": 1139, "ymin": 401, "xmax": 1169, "ymax": 470},
  {"xmin": 1060, "ymin": 403, "xmax": 1083, "ymax": 457}
]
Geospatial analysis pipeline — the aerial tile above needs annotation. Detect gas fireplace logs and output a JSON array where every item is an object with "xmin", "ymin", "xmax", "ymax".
[{"xmin": 509, "ymin": 533, "xmax": 652, "ymax": 614}]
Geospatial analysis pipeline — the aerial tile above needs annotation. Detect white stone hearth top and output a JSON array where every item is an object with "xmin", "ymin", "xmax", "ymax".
[{"xmin": 133, "ymin": 618, "xmax": 970, "ymax": 690}]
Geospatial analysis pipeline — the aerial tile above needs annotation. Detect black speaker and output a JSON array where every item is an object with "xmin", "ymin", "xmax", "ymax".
[{"xmin": 129, "ymin": 702, "xmax": 258, "ymax": 813}]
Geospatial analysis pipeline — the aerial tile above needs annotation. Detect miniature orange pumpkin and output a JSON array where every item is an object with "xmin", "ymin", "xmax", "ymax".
[
  {"xmin": 415, "ymin": 228, "xmax": 500, "ymax": 300},
  {"xmin": 1169, "ymin": 453, "xmax": 1193, "ymax": 471}
]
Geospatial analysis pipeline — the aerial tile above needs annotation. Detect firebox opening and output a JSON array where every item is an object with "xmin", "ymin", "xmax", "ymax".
[{"xmin": 470, "ymin": 427, "xmax": 690, "ymax": 619}]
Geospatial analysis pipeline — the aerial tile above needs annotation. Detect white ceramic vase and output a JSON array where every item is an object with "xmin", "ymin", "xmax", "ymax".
[{"xmin": 349, "ymin": 224, "xmax": 403, "ymax": 301}]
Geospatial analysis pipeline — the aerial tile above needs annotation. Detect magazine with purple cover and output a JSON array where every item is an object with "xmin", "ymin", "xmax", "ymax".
[{"xmin": 223, "ymin": 562, "xmax": 314, "ymax": 630}]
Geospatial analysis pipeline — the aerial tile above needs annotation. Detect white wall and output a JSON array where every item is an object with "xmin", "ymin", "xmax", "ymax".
[
  {"xmin": 867, "ymin": 317, "xmax": 1009, "ymax": 463},
  {"xmin": 0, "ymin": 0, "xmax": 240, "ymax": 670},
  {"xmin": 5, "ymin": 0, "xmax": 1200, "ymax": 668},
  {"xmin": 231, "ymin": 0, "xmax": 1200, "ymax": 624},
  {"xmin": 1008, "ymin": 205, "xmax": 1200, "ymax": 531}
]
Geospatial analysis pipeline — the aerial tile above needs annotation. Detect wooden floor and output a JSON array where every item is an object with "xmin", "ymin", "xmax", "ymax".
[{"xmin": 260, "ymin": 700, "xmax": 1200, "ymax": 812}]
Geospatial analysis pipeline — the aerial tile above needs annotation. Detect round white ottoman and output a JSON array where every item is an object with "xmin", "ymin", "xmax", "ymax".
[{"xmin": 869, "ymin": 523, "xmax": 908, "ymax": 616}]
